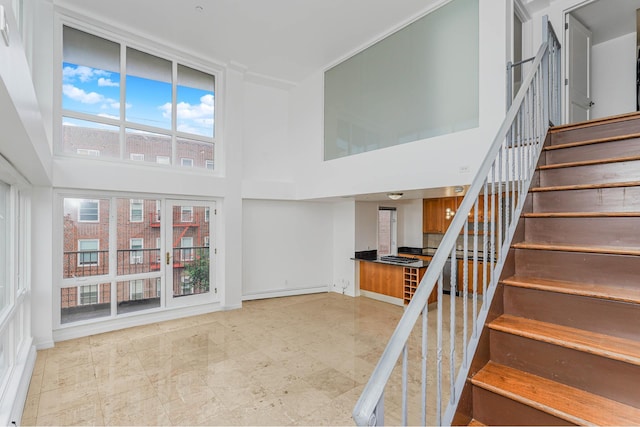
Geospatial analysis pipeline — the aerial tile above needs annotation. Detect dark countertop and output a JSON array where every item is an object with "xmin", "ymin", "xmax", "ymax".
[{"xmin": 352, "ymin": 254, "xmax": 429, "ymax": 268}]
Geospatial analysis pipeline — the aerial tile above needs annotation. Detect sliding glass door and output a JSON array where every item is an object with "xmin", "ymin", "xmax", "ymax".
[{"xmin": 59, "ymin": 196, "xmax": 217, "ymax": 326}]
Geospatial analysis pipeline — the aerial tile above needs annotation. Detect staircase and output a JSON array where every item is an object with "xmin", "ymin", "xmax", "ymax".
[{"xmin": 462, "ymin": 113, "xmax": 640, "ymax": 425}]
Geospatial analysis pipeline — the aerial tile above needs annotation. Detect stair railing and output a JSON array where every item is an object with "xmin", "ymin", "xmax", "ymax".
[{"xmin": 353, "ymin": 16, "xmax": 561, "ymax": 426}]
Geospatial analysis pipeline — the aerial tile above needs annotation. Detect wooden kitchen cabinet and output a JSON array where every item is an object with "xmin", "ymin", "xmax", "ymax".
[
  {"xmin": 423, "ymin": 197, "xmax": 458, "ymax": 233},
  {"xmin": 423, "ymin": 198, "xmax": 444, "ymax": 233},
  {"xmin": 359, "ymin": 262, "xmax": 405, "ymax": 299},
  {"xmin": 456, "ymin": 259, "xmax": 490, "ymax": 295}
]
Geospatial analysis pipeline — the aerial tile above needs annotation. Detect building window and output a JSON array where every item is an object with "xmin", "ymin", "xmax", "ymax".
[
  {"xmin": 61, "ymin": 26, "xmax": 216, "ymax": 170},
  {"xmin": 205, "ymin": 160, "xmax": 214, "ymax": 170},
  {"xmin": 181, "ymin": 275, "xmax": 193, "ymax": 294},
  {"xmin": 77, "ymin": 148, "xmax": 100, "ymax": 156},
  {"xmin": 181, "ymin": 158, "xmax": 193, "ymax": 167},
  {"xmin": 78, "ymin": 239, "xmax": 99, "ymax": 265},
  {"xmin": 156, "ymin": 156, "xmax": 170, "ymax": 165},
  {"xmin": 79, "ymin": 284, "xmax": 99, "ymax": 305},
  {"xmin": 155, "ymin": 200, "xmax": 161, "ymax": 221},
  {"xmin": 130, "ymin": 199, "xmax": 143, "ymax": 222},
  {"xmin": 78, "ymin": 200, "xmax": 99, "ymax": 222},
  {"xmin": 204, "ymin": 236, "xmax": 209, "ymax": 247},
  {"xmin": 205, "ymin": 207, "xmax": 210, "ymax": 222},
  {"xmin": 129, "ymin": 279, "xmax": 144, "ymax": 300},
  {"xmin": 181, "ymin": 237, "xmax": 194, "ymax": 261},
  {"xmin": 181, "ymin": 206, "xmax": 193, "ymax": 222},
  {"xmin": 130, "ymin": 238, "xmax": 143, "ymax": 264}
]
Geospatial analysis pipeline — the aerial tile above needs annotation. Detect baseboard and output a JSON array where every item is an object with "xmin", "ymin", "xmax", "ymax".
[
  {"xmin": 242, "ymin": 286, "xmax": 329, "ymax": 301},
  {"xmin": 52, "ymin": 301, "xmax": 233, "ymax": 342},
  {"xmin": 0, "ymin": 340, "xmax": 36, "ymax": 426},
  {"xmin": 360, "ymin": 290, "xmax": 404, "ymax": 306}
]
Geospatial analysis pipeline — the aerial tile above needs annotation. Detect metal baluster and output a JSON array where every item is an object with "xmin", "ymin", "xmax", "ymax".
[
  {"xmin": 402, "ymin": 342, "xmax": 408, "ymax": 426},
  {"xmin": 436, "ymin": 272, "xmax": 444, "ymax": 426},
  {"xmin": 449, "ymin": 249, "xmax": 456, "ymax": 404},
  {"xmin": 421, "ymin": 305, "xmax": 428, "ymax": 426}
]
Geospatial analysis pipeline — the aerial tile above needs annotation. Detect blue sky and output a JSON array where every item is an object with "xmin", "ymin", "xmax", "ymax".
[{"xmin": 62, "ymin": 62, "xmax": 214, "ymax": 137}]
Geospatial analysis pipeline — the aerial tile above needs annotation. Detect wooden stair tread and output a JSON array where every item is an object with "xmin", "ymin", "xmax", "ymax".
[
  {"xmin": 550, "ymin": 111, "xmax": 640, "ymax": 132},
  {"xmin": 530, "ymin": 181, "xmax": 640, "ymax": 192},
  {"xmin": 538, "ymin": 154, "xmax": 640, "ymax": 170},
  {"xmin": 544, "ymin": 131, "xmax": 640, "ymax": 151},
  {"xmin": 522, "ymin": 211, "xmax": 640, "ymax": 218},
  {"xmin": 502, "ymin": 276, "xmax": 640, "ymax": 305},
  {"xmin": 489, "ymin": 314, "xmax": 640, "ymax": 366},
  {"xmin": 511, "ymin": 242, "xmax": 640, "ymax": 256},
  {"xmin": 471, "ymin": 361, "xmax": 640, "ymax": 426}
]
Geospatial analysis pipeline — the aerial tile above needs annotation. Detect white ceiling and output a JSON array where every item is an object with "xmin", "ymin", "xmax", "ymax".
[{"xmin": 54, "ymin": 0, "xmax": 437, "ymax": 84}]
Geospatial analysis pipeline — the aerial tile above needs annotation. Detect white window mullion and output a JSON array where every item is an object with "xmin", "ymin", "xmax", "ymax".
[
  {"xmin": 119, "ymin": 42, "xmax": 126, "ymax": 161},
  {"xmin": 109, "ymin": 196, "xmax": 117, "ymax": 317},
  {"xmin": 171, "ymin": 61, "xmax": 177, "ymax": 167}
]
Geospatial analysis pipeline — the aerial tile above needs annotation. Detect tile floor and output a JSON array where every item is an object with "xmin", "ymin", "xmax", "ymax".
[
  {"xmin": 21, "ymin": 293, "xmax": 404, "ymax": 425},
  {"xmin": 21, "ymin": 292, "xmax": 466, "ymax": 426}
]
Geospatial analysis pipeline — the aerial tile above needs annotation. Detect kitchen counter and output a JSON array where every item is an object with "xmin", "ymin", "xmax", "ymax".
[
  {"xmin": 352, "ymin": 255, "xmax": 429, "ymax": 268},
  {"xmin": 353, "ymin": 250, "xmax": 436, "ymax": 306}
]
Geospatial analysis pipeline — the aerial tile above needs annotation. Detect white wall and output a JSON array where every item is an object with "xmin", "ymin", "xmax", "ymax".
[
  {"xmin": 398, "ymin": 198, "xmax": 423, "ymax": 247},
  {"xmin": 355, "ymin": 202, "xmax": 378, "ymax": 251},
  {"xmin": 332, "ymin": 200, "xmax": 356, "ymax": 296},
  {"xmin": 591, "ymin": 33, "xmax": 636, "ymax": 119},
  {"xmin": 531, "ymin": 0, "xmax": 637, "ymax": 122},
  {"xmin": 242, "ymin": 81, "xmax": 293, "ymax": 183},
  {"xmin": 242, "ymin": 199, "xmax": 333, "ymax": 299},
  {"xmin": 287, "ymin": 0, "xmax": 507, "ymax": 201},
  {"xmin": 0, "ymin": 0, "xmax": 51, "ymax": 186},
  {"xmin": 355, "ymin": 199, "xmax": 424, "ymax": 252}
]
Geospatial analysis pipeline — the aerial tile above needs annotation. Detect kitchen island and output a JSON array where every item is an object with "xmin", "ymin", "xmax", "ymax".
[{"xmin": 354, "ymin": 253, "xmax": 437, "ymax": 306}]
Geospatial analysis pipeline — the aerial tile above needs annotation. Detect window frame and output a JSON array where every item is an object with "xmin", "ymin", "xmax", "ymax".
[
  {"xmin": 180, "ymin": 236, "xmax": 194, "ymax": 261},
  {"xmin": 77, "ymin": 239, "xmax": 100, "ymax": 266},
  {"xmin": 55, "ymin": 19, "xmax": 221, "ymax": 172},
  {"xmin": 79, "ymin": 284, "xmax": 99, "ymax": 305},
  {"xmin": 129, "ymin": 199, "xmax": 143, "ymax": 223},
  {"xmin": 180, "ymin": 206, "xmax": 193, "ymax": 223},
  {"xmin": 129, "ymin": 238, "xmax": 143, "ymax": 264},
  {"xmin": 55, "ymin": 190, "xmax": 220, "ymax": 331},
  {"xmin": 129, "ymin": 279, "xmax": 144, "ymax": 300},
  {"xmin": 78, "ymin": 200, "xmax": 99, "ymax": 222}
]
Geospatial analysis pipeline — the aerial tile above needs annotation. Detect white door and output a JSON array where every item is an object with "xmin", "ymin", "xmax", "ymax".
[
  {"xmin": 165, "ymin": 200, "xmax": 217, "ymax": 308},
  {"xmin": 566, "ymin": 14, "xmax": 593, "ymax": 123}
]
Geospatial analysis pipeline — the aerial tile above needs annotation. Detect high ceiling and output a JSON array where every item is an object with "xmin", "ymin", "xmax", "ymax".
[{"xmin": 54, "ymin": 0, "xmax": 436, "ymax": 84}]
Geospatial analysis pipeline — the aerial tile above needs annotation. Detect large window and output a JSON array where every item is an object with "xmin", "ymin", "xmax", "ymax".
[
  {"xmin": 61, "ymin": 26, "xmax": 216, "ymax": 170},
  {"xmin": 323, "ymin": 0, "xmax": 479, "ymax": 159},
  {"xmin": 60, "ymin": 195, "xmax": 217, "ymax": 325}
]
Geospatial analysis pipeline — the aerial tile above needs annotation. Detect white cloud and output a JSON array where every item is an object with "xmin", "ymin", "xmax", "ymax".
[
  {"xmin": 63, "ymin": 84, "xmax": 105, "ymax": 104},
  {"xmin": 63, "ymin": 65, "xmax": 111, "ymax": 83},
  {"xmin": 160, "ymin": 94, "xmax": 214, "ymax": 136},
  {"xmin": 108, "ymin": 102, "xmax": 132, "ymax": 110},
  {"xmin": 98, "ymin": 78, "xmax": 119, "ymax": 87}
]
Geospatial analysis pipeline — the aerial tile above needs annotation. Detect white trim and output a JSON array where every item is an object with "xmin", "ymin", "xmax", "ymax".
[
  {"xmin": 322, "ymin": 0, "xmax": 454, "ymax": 73},
  {"xmin": 52, "ymin": 301, "xmax": 235, "ymax": 343},
  {"xmin": 2, "ymin": 340, "xmax": 36, "ymax": 426},
  {"xmin": 359, "ymin": 289, "xmax": 403, "ymax": 307},
  {"xmin": 54, "ymin": 12, "xmax": 222, "ymax": 174},
  {"xmin": 242, "ymin": 286, "xmax": 329, "ymax": 301}
]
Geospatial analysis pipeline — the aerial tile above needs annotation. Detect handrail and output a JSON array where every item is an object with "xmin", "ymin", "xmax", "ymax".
[{"xmin": 353, "ymin": 16, "xmax": 561, "ymax": 426}]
